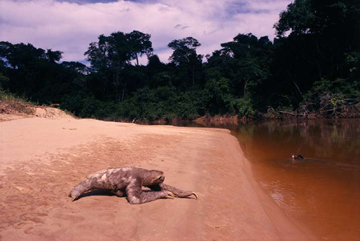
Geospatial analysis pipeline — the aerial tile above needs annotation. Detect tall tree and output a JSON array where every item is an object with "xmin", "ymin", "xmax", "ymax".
[
  {"xmin": 127, "ymin": 30, "xmax": 153, "ymax": 66},
  {"xmin": 85, "ymin": 31, "xmax": 153, "ymax": 101},
  {"xmin": 275, "ymin": 0, "xmax": 360, "ymax": 79},
  {"xmin": 219, "ymin": 33, "xmax": 272, "ymax": 98},
  {"xmin": 271, "ymin": 0, "xmax": 360, "ymax": 109},
  {"xmin": 168, "ymin": 37, "xmax": 203, "ymax": 86}
]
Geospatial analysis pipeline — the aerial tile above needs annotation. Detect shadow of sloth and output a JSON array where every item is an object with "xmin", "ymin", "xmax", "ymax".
[{"xmin": 69, "ymin": 167, "xmax": 198, "ymax": 204}]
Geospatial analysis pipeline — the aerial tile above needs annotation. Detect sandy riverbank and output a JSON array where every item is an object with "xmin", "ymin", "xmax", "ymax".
[{"xmin": 0, "ymin": 115, "xmax": 317, "ymax": 240}]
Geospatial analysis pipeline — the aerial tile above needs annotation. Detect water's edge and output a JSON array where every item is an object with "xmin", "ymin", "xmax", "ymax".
[{"xmin": 232, "ymin": 134, "xmax": 319, "ymax": 241}]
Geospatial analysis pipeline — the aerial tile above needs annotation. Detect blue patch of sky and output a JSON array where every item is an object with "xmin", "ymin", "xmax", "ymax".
[
  {"xmin": 54, "ymin": 0, "xmax": 268, "ymax": 14},
  {"xmin": 225, "ymin": 1, "xmax": 270, "ymax": 16},
  {"xmin": 153, "ymin": 46, "xmax": 169, "ymax": 52},
  {"xmin": 174, "ymin": 24, "xmax": 189, "ymax": 30},
  {"xmin": 77, "ymin": 60, "xmax": 91, "ymax": 66},
  {"xmin": 55, "ymin": 0, "xmax": 117, "ymax": 4},
  {"xmin": 55, "ymin": 0, "xmax": 154, "ymax": 3}
]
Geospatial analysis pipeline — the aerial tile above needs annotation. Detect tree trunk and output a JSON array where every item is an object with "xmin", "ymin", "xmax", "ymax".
[
  {"xmin": 121, "ymin": 81, "xmax": 127, "ymax": 102},
  {"xmin": 191, "ymin": 66, "xmax": 195, "ymax": 85},
  {"xmin": 113, "ymin": 68, "xmax": 121, "ymax": 102},
  {"xmin": 287, "ymin": 71, "xmax": 302, "ymax": 95},
  {"xmin": 244, "ymin": 79, "xmax": 248, "ymax": 97}
]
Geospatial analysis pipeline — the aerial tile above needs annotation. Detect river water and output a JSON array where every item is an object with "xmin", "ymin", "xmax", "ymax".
[{"xmin": 228, "ymin": 119, "xmax": 360, "ymax": 241}]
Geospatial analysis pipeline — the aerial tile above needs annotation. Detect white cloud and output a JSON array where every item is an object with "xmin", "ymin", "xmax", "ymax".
[{"xmin": 0, "ymin": 0, "xmax": 292, "ymax": 63}]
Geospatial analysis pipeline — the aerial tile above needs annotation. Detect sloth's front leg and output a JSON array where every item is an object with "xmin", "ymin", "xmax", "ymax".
[
  {"xmin": 148, "ymin": 183, "xmax": 198, "ymax": 199},
  {"xmin": 110, "ymin": 189, "xmax": 126, "ymax": 197},
  {"xmin": 126, "ymin": 180, "xmax": 174, "ymax": 204}
]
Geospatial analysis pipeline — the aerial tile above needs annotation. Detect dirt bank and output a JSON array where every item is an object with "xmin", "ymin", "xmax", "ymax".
[{"xmin": 0, "ymin": 115, "xmax": 317, "ymax": 240}]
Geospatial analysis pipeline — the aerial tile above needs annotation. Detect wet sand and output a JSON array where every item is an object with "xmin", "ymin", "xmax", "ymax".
[{"xmin": 0, "ymin": 116, "xmax": 317, "ymax": 240}]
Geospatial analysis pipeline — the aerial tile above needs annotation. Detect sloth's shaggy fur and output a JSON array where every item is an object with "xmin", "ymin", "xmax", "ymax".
[{"xmin": 69, "ymin": 167, "xmax": 197, "ymax": 204}]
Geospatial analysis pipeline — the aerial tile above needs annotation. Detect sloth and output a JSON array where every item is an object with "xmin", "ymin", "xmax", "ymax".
[
  {"xmin": 291, "ymin": 154, "xmax": 305, "ymax": 160},
  {"xmin": 69, "ymin": 167, "xmax": 198, "ymax": 204}
]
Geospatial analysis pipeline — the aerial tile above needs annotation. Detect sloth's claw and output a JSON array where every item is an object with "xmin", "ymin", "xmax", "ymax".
[{"xmin": 166, "ymin": 192, "xmax": 175, "ymax": 199}]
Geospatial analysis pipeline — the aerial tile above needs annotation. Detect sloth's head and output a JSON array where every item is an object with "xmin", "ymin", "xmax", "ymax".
[
  {"xmin": 144, "ymin": 170, "xmax": 165, "ymax": 186},
  {"xmin": 292, "ymin": 154, "xmax": 304, "ymax": 160}
]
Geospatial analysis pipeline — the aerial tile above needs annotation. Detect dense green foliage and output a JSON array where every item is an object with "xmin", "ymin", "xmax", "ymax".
[{"xmin": 1, "ymin": 0, "xmax": 359, "ymax": 120}]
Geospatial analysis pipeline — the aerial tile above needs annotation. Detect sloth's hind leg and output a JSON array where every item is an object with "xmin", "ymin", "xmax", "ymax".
[{"xmin": 68, "ymin": 179, "xmax": 93, "ymax": 200}]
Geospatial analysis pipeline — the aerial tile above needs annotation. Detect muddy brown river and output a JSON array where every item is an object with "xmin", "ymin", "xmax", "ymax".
[{"xmin": 230, "ymin": 119, "xmax": 360, "ymax": 241}]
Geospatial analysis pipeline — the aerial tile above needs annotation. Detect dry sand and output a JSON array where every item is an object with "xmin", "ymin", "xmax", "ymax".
[{"xmin": 0, "ymin": 114, "xmax": 318, "ymax": 241}]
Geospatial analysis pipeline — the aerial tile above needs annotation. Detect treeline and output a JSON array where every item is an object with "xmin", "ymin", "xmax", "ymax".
[{"xmin": 0, "ymin": 0, "xmax": 359, "ymax": 121}]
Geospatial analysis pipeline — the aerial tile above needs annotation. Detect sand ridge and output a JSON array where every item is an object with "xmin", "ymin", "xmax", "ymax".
[{"xmin": 0, "ymin": 116, "xmax": 317, "ymax": 240}]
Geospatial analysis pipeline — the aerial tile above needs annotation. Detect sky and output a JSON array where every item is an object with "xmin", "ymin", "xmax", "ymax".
[{"xmin": 0, "ymin": 0, "xmax": 292, "ymax": 64}]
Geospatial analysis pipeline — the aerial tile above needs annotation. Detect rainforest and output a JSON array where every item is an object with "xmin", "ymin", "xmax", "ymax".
[{"xmin": 1, "ymin": 0, "xmax": 359, "ymax": 121}]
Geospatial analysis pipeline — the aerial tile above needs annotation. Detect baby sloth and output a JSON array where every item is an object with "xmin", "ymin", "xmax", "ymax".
[{"xmin": 69, "ymin": 167, "xmax": 198, "ymax": 204}]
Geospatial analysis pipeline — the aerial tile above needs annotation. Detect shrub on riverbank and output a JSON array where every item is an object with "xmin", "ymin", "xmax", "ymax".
[{"xmin": 0, "ymin": 90, "xmax": 35, "ymax": 116}]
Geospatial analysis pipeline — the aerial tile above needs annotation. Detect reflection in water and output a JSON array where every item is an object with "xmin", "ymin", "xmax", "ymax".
[{"xmin": 229, "ymin": 120, "xmax": 360, "ymax": 241}]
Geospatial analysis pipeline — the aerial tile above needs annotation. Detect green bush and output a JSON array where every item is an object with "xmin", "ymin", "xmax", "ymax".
[
  {"xmin": 229, "ymin": 98, "xmax": 256, "ymax": 116},
  {"xmin": 302, "ymin": 78, "xmax": 359, "ymax": 110}
]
